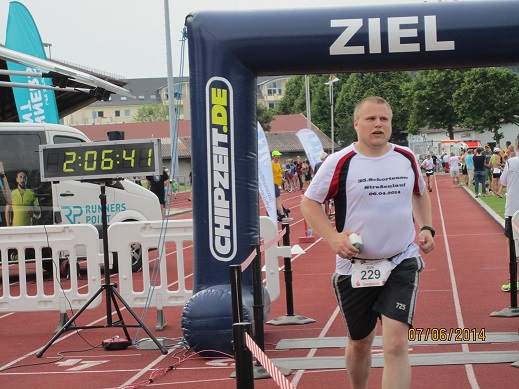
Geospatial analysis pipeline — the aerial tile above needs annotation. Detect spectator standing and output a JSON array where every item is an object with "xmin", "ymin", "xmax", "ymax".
[
  {"xmin": 301, "ymin": 96, "xmax": 434, "ymax": 389},
  {"xmin": 499, "ymin": 141, "xmax": 519, "ymax": 291},
  {"xmin": 490, "ymin": 147, "xmax": 505, "ymax": 197},
  {"xmin": 147, "ymin": 168, "xmax": 169, "ymax": 216},
  {"xmin": 473, "ymin": 147, "xmax": 487, "ymax": 198},
  {"xmin": 460, "ymin": 149, "xmax": 468, "ymax": 185},
  {"xmin": 313, "ymin": 151, "xmax": 328, "ymax": 175},
  {"xmin": 294, "ymin": 156, "xmax": 304, "ymax": 191},
  {"xmin": 465, "ymin": 149, "xmax": 474, "ymax": 187},
  {"xmin": 302, "ymin": 160, "xmax": 313, "ymax": 186},
  {"xmin": 441, "ymin": 153, "xmax": 448, "ymax": 172},
  {"xmin": 483, "ymin": 144, "xmax": 493, "ymax": 189},
  {"xmin": 448, "ymin": 152, "xmax": 461, "ymax": 188}
]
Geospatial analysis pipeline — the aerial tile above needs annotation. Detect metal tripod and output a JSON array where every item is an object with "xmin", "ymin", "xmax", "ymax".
[{"xmin": 37, "ymin": 181, "xmax": 167, "ymax": 357}]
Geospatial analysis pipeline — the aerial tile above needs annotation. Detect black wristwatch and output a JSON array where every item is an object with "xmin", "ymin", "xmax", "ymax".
[{"xmin": 420, "ymin": 226, "xmax": 435, "ymax": 237}]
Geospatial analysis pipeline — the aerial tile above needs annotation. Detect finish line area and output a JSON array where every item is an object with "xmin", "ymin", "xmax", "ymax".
[{"xmin": 1, "ymin": 176, "xmax": 518, "ymax": 388}]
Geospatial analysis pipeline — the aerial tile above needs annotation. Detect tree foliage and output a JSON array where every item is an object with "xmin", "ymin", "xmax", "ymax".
[
  {"xmin": 402, "ymin": 69, "xmax": 465, "ymax": 139},
  {"xmin": 257, "ymin": 103, "xmax": 275, "ymax": 131},
  {"xmin": 133, "ymin": 103, "xmax": 169, "ymax": 122},
  {"xmin": 276, "ymin": 68, "xmax": 519, "ymax": 147},
  {"xmin": 453, "ymin": 67, "xmax": 519, "ymax": 143}
]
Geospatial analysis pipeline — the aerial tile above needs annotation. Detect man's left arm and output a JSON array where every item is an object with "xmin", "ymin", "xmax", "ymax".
[
  {"xmin": 31, "ymin": 191, "xmax": 41, "ymax": 220},
  {"xmin": 412, "ymin": 190, "xmax": 435, "ymax": 254}
]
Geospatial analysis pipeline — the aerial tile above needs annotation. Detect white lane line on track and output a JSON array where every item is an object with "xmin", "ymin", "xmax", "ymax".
[
  {"xmin": 434, "ymin": 175, "xmax": 480, "ymax": 389},
  {"xmin": 286, "ymin": 236, "xmax": 342, "ymax": 387}
]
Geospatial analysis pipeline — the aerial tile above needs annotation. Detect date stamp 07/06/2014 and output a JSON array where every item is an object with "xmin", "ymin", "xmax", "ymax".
[{"xmin": 408, "ymin": 327, "xmax": 486, "ymax": 342}]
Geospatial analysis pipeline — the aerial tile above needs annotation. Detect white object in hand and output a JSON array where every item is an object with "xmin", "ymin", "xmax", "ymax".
[{"xmin": 349, "ymin": 233, "xmax": 364, "ymax": 253}]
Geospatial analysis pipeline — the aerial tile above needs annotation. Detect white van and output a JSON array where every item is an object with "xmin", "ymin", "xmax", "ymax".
[{"xmin": 0, "ymin": 122, "xmax": 162, "ymax": 272}]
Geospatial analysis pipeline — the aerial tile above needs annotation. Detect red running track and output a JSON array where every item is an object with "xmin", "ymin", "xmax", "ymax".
[{"xmin": 0, "ymin": 175, "xmax": 518, "ymax": 388}]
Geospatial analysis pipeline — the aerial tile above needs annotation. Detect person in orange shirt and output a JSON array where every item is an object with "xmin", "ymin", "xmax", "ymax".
[{"xmin": 271, "ymin": 150, "xmax": 292, "ymax": 222}]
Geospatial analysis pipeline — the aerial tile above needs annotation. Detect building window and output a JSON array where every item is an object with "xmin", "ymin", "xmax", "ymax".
[
  {"xmin": 121, "ymin": 96, "xmax": 127, "ymax": 101},
  {"xmin": 268, "ymin": 103, "xmax": 276, "ymax": 110},
  {"xmin": 124, "ymin": 109, "xmax": 131, "ymax": 117},
  {"xmin": 96, "ymin": 111, "xmax": 104, "ymax": 118},
  {"xmin": 138, "ymin": 95, "xmax": 145, "ymax": 100},
  {"xmin": 267, "ymin": 81, "xmax": 283, "ymax": 96},
  {"xmin": 115, "ymin": 110, "xmax": 121, "ymax": 117}
]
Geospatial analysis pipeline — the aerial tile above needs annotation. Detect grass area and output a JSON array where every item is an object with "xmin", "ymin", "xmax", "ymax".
[{"xmin": 465, "ymin": 185, "xmax": 506, "ymax": 220}]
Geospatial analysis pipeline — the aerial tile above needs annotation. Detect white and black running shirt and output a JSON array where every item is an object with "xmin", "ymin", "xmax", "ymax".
[{"xmin": 304, "ymin": 143, "xmax": 426, "ymax": 275}]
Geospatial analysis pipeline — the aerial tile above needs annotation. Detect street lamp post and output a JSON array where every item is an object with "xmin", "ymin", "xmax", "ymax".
[{"xmin": 325, "ymin": 75, "xmax": 339, "ymax": 154}]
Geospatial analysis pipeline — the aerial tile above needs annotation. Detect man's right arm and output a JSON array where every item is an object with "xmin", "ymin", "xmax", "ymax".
[{"xmin": 301, "ymin": 196, "xmax": 359, "ymax": 258}]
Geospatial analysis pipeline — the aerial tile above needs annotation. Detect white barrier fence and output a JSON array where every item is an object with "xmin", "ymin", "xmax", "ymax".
[
  {"xmin": 0, "ymin": 217, "xmax": 289, "ymax": 324},
  {"xmin": 0, "ymin": 224, "xmax": 103, "ymax": 312}
]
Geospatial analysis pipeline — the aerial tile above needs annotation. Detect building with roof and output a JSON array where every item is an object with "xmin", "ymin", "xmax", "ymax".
[
  {"xmin": 74, "ymin": 113, "xmax": 338, "ymax": 180},
  {"xmin": 62, "ymin": 75, "xmax": 291, "ymax": 126}
]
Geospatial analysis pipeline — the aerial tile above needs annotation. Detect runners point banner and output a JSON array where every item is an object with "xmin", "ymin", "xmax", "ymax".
[
  {"xmin": 182, "ymin": 1, "xmax": 519, "ymax": 354},
  {"xmin": 5, "ymin": 2, "xmax": 59, "ymax": 124}
]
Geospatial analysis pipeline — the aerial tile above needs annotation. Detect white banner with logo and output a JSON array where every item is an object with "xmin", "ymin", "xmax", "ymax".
[
  {"xmin": 296, "ymin": 128, "xmax": 324, "ymax": 170},
  {"xmin": 257, "ymin": 123, "xmax": 277, "ymax": 222}
]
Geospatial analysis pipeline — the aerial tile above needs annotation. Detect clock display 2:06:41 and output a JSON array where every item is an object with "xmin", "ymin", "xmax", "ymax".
[
  {"xmin": 48, "ymin": 147, "xmax": 154, "ymax": 173},
  {"xmin": 63, "ymin": 148, "xmax": 153, "ymax": 172}
]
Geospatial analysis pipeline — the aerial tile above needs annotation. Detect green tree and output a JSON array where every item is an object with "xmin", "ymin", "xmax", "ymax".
[
  {"xmin": 335, "ymin": 72, "xmax": 412, "ymax": 145},
  {"xmin": 133, "ymin": 103, "xmax": 169, "ymax": 122},
  {"xmin": 257, "ymin": 103, "xmax": 275, "ymax": 131},
  {"xmin": 275, "ymin": 75, "xmax": 306, "ymax": 115},
  {"xmin": 402, "ymin": 69, "xmax": 465, "ymax": 140},
  {"xmin": 274, "ymin": 74, "xmax": 331, "ymax": 136},
  {"xmin": 453, "ymin": 67, "xmax": 519, "ymax": 144}
]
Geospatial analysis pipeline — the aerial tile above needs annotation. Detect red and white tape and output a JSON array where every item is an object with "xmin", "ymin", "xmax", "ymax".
[
  {"xmin": 245, "ymin": 333, "xmax": 295, "ymax": 389},
  {"xmin": 241, "ymin": 228, "xmax": 287, "ymax": 272}
]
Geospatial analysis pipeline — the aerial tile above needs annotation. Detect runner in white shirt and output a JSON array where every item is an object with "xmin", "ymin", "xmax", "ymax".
[
  {"xmin": 301, "ymin": 96, "xmax": 435, "ymax": 389},
  {"xmin": 499, "ymin": 149, "xmax": 519, "ymax": 292},
  {"xmin": 448, "ymin": 152, "xmax": 461, "ymax": 187},
  {"xmin": 420, "ymin": 154, "xmax": 435, "ymax": 192}
]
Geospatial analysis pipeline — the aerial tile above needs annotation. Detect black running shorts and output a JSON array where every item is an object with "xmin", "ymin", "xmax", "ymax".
[{"xmin": 332, "ymin": 257, "xmax": 424, "ymax": 340}]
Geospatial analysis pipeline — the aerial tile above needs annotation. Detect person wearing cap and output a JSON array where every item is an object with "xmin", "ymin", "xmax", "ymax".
[
  {"xmin": 301, "ymin": 96, "xmax": 434, "ymax": 389},
  {"xmin": 271, "ymin": 150, "xmax": 291, "ymax": 222}
]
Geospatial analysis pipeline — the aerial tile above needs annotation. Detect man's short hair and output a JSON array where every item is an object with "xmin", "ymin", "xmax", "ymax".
[{"xmin": 354, "ymin": 96, "xmax": 393, "ymax": 120}]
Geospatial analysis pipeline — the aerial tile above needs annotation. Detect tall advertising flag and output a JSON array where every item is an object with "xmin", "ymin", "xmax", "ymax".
[
  {"xmin": 5, "ymin": 1, "xmax": 59, "ymax": 123},
  {"xmin": 257, "ymin": 122, "xmax": 277, "ymax": 222},
  {"xmin": 296, "ymin": 128, "xmax": 324, "ymax": 171}
]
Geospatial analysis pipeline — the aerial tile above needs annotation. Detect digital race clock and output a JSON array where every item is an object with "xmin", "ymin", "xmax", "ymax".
[{"xmin": 39, "ymin": 139, "xmax": 161, "ymax": 181}]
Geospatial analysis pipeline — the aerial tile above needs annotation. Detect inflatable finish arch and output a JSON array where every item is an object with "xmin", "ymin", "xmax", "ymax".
[{"xmin": 182, "ymin": 1, "xmax": 519, "ymax": 353}]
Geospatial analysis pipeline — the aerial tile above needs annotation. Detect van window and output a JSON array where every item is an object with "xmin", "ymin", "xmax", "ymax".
[
  {"xmin": 0, "ymin": 132, "xmax": 52, "ymax": 227},
  {"xmin": 53, "ymin": 135, "xmax": 86, "ymax": 144}
]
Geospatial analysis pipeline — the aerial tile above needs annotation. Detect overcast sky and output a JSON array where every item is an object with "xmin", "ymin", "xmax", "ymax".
[{"xmin": 0, "ymin": 0, "xmax": 468, "ymax": 79}]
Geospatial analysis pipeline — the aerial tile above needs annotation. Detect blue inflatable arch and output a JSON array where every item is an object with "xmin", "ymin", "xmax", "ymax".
[{"xmin": 181, "ymin": 0, "xmax": 519, "ymax": 353}]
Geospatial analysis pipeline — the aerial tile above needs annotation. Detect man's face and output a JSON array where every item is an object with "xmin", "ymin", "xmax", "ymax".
[
  {"xmin": 273, "ymin": 155, "xmax": 280, "ymax": 163},
  {"xmin": 354, "ymin": 101, "xmax": 392, "ymax": 148},
  {"xmin": 16, "ymin": 172, "xmax": 27, "ymax": 189}
]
